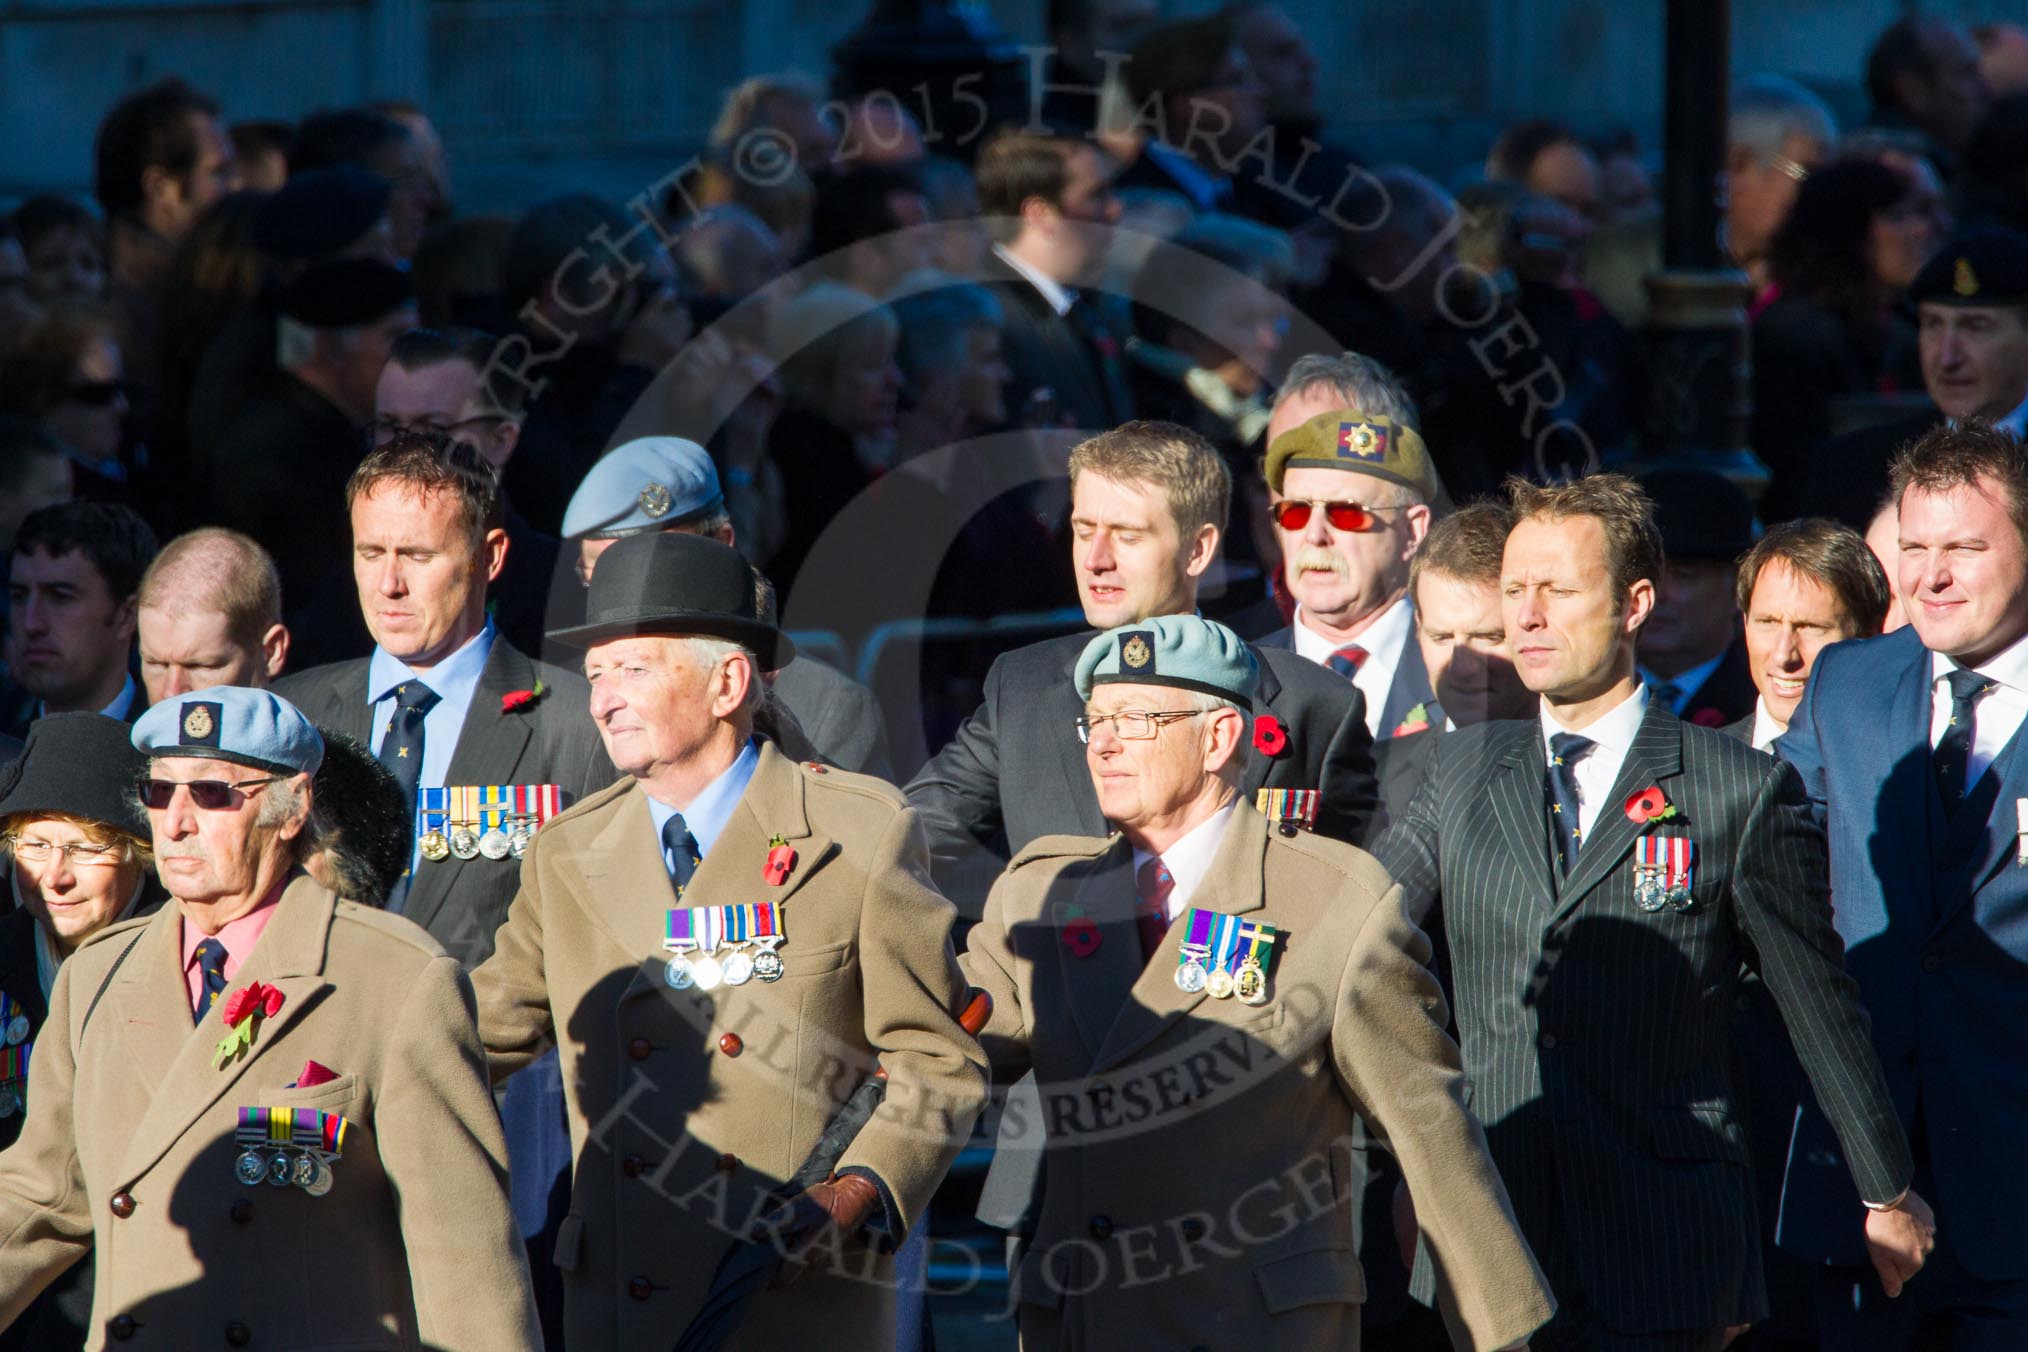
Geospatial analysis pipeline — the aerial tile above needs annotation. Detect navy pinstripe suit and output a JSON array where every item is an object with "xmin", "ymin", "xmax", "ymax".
[{"xmin": 1377, "ymin": 702, "xmax": 1911, "ymax": 1336}]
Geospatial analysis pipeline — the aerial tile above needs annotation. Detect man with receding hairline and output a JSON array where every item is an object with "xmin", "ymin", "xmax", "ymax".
[{"xmin": 137, "ymin": 528, "xmax": 290, "ymax": 704}]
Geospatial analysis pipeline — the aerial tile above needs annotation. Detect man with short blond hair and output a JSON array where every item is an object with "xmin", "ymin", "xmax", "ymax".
[
  {"xmin": 1380, "ymin": 472, "xmax": 1930, "ymax": 1348},
  {"xmin": 137, "ymin": 528, "xmax": 289, "ymax": 704}
]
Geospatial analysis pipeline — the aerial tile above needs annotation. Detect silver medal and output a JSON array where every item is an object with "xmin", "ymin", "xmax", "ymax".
[
  {"xmin": 690, "ymin": 953, "xmax": 725, "ymax": 991},
  {"xmin": 664, "ymin": 953, "xmax": 696, "ymax": 990},
  {"xmin": 721, "ymin": 949, "xmax": 754, "ymax": 986},
  {"xmin": 508, "ymin": 822, "xmax": 534, "ymax": 859},
  {"xmin": 478, "ymin": 828, "xmax": 511, "ymax": 861},
  {"xmin": 0, "ymin": 1088, "xmax": 18, "ymax": 1118},
  {"xmin": 5, "ymin": 1015, "xmax": 28, "ymax": 1046},
  {"xmin": 265, "ymin": 1152, "xmax": 293, "ymax": 1187},
  {"xmin": 236, "ymin": 1148, "xmax": 268, "ymax": 1186},
  {"xmin": 1634, "ymin": 870, "xmax": 1668, "ymax": 913},
  {"xmin": 449, "ymin": 826, "xmax": 481, "ymax": 860},
  {"xmin": 300, "ymin": 1156, "xmax": 334, "ymax": 1198},
  {"xmin": 1175, "ymin": 956, "xmax": 1208, "ymax": 994}
]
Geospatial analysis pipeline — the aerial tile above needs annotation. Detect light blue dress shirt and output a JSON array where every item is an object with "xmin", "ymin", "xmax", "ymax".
[
  {"xmin": 367, "ymin": 621, "xmax": 497, "ymax": 878},
  {"xmin": 646, "ymin": 738, "xmax": 760, "ymax": 883}
]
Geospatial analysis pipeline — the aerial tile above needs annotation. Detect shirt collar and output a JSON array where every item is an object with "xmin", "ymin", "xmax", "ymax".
[
  {"xmin": 1293, "ymin": 593, "xmax": 1414, "ymax": 669},
  {"xmin": 1129, "ymin": 797, "xmax": 1238, "ymax": 913},
  {"xmin": 179, "ymin": 878, "xmax": 286, "ymax": 974},
  {"xmin": 1750, "ymin": 697, "xmax": 1785, "ymax": 753},
  {"xmin": 368, "ymin": 622, "xmax": 496, "ymax": 709},
  {"xmin": 644, "ymin": 738, "xmax": 761, "ymax": 862},
  {"xmin": 1930, "ymin": 628, "xmax": 2028, "ymax": 695},
  {"xmin": 992, "ymin": 243, "xmax": 1076, "ymax": 317},
  {"xmin": 1540, "ymin": 682, "xmax": 1650, "ymax": 758},
  {"xmin": 1639, "ymin": 649, "xmax": 1726, "ymax": 706},
  {"xmin": 37, "ymin": 672, "xmax": 139, "ymax": 723}
]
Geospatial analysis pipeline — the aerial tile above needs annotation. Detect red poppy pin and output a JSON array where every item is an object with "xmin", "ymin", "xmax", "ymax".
[
  {"xmin": 213, "ymin": 981, "xmax": 284, "ymax": 1068},
  {"xmin": 1393, "ymin": 702, "xmax": 1433, "ymax": 737},
  {"xmin": 1623, "ymin": 785, "xmax": 1679, "ymax": 825},
  {"xmin": 764, "ymin": 833, "xmax": 796, "ymax": 886},
  {"xmin": 1252, "ymin": 714, "xmax": 1288, "ymax": 757},
  {"xmin": 500, "ymin": 679, "xmax": 547, "ymax": 714},
  {"xmin": 1063, "ymin": 917, "xmax": 1102, "ymax": 958},
  {"xmin": 1689, "ymin": 708, "xmax": 1727, "ymax": 729}
]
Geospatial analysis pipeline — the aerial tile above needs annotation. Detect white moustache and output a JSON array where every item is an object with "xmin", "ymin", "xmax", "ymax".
[{"xmin": 1292, "ymin": 547, "xmax": 1349, "ymax": 577}]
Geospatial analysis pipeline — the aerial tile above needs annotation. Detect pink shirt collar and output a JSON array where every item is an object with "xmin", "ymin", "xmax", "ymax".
[{"xmin": 180, "ymin": 878, "xmax": 287, "ymax": 1012}]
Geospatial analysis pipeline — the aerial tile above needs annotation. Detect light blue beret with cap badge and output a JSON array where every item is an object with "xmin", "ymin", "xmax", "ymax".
[
  {"xmin": 1074, "ymin": 615, "xmax": 1260, "ymax": 704},
  {"xmin": 132, "ymin": 686, "xmax": 325, "ymax": 777},
  {"xmin": 560, "ymin": 436, "xmax": 725, "ymax": 541}
]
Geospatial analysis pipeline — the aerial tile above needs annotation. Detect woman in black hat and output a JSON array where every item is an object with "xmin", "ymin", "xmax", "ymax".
[{"xmin": 0, "ymin": 713, "xmax": 162, "ymax": 1351}]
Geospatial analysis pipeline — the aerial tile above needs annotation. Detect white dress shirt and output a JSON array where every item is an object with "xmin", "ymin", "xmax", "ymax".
[
  {"xmin": 991, "ymin": 243, "xmax": 1075, "ymax": 317},
  {"xmin": 1929, "ymin": 634, "xmax": 2028, "ymax": 787},
  {"xmin": 1749, "ymin": 698, "xmax": 1785, "ymax": 754},
  {"xmin": 1130, "ymin": 799, "xmax": 1238, "ymax": 922},
  {"xmin": 1540, "ymin": 684, "xmax": 1652, "ymax": 843},
  {"xmin": 1293, "ymin": 595, "xmax": 1415, "ymax": 739}
]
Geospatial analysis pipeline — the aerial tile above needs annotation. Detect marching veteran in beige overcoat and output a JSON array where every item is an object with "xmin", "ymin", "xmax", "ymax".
[
  {"xmin": 0, "ymin": 686, "xmax": 539, "ymax": 1351},
  {"xmin": 471, "ymin": 532, "xmax": 988, "ymax": 1351},
  {"xmin": 960, "ymin": 615, "xmax": 1555, "ymax": 1351}
]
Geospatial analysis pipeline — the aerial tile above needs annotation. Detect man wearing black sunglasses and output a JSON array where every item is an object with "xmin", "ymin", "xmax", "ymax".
[
  {"xmin": 0, "ymin": 685, "xmax": 542, "ymax": 1347},
  {"xmin": 1253, "ymin": 407, "xmax": 1439, "ymax": 744}
]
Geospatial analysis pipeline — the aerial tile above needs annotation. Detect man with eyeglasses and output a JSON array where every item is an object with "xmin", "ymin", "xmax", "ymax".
[
  {"xmin": 958, "ymin": 614, "xmax": 1551, "ymax": 1350},
  {"xmin": 372, "ymin": 327, "xmax": 559, "ymax": 661},
  {"xmin": 1252, "ymin": 407, "xmax": 1439, "ymax": 742},
  {"xmin": 0, "ymin": 685, "xmax": 541, "ymax": 1349}
]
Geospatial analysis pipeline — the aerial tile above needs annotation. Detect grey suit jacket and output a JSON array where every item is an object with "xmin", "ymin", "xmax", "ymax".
[
  {"xmin": 1253, "ymin": 622, "xmax": 1436, "ymax": 738},
  {"xmin": 1375, "ymin": 706, "xmax": 1910, "ymax": 1334},
  {"xmin": 770, "ymin": 655, "xmax": 892, "ymax": 780},
  {"xmin": 275, "ymin": 637, "xmax": 617, "ymax": 968},
  {"xmin": 906, "ymin": 629, "xmax": 1378, "ymax": 913}
]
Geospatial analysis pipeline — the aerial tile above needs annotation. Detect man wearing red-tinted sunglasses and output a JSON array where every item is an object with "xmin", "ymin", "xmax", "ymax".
[{"xmin": 1253, "ymin": 407, "xmax": 1439, "ymax": 741}]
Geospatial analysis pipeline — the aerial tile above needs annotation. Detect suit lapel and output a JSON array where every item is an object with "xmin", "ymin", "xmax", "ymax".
[
  {"xmin": 401, "ymin": 642, "xmax": 538, "ymax": 934},
  {"xmin": 1485, "ymin": 727, "xmax": 1558, "ymax": 913},
  {"xmin": 1090, "ymin": 806, "xmax": 1267, "ymax": 1074},
  {"xmin": 1238, "ymin": 649, "xmax": 1287, "ymax": 801},
  {"xmin": 1548, "ymin": 706, "xmax": 1684, "ymax": 928},
  {"xmin": 116, "ymin": 878, "xmax": 334, "ymax": 1185},
  {"xmin": 1953, "ymin": 719, "xmax": 2028, "ymax": 910},
  {"xmin": 1048, "ymin": 649, "xmax": 1109, "ymax": 836},
  {"xmin": 1378, "ymin": 640, "xmax": 1434, "ymax": 736}
]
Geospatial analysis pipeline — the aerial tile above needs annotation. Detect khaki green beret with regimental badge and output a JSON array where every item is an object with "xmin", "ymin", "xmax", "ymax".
[{"xmin": 1263, "ymin": 408, "xmax": 1439, "ymax": 501}]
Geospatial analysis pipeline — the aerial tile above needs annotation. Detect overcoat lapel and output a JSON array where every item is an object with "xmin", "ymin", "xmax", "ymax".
[
  {"xmin": 1090, "ymin": 806, "xmax": 1268, "ymax": 1075},
  {"xmin": 1049, "ymin": 841, "xmax": 1142, "ymax": 1061},
  {"xmin": 115, "ymin": 877, "xmax": 335, "ymax": 1185}
]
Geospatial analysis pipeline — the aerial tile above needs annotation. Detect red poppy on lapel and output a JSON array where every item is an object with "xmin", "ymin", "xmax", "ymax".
[
  {"xmin": 214, "ymin": 982, "xmax": 284, "ymax": 1069},
  {"xmin": 1063, "ymin": 918, "xmax": 1102, "ymax": 958},
  {"xmin": 764, "ymin": 834, "xmax": 796, "ymax": 886},
  {"xmin": 1623, "ymin": 785, "xmax": 1679, "ymax": 824},
  {"xmin": 500, "ymin": 679, "xmax": 547, "ymax": 714},
  {"xmin": 1252, "ymin": 715, "xmax": 1288, "ymax": 757},
  {"xmin": 1689, "ymin": 708, "xmax": 1726, "ymax": 728}
]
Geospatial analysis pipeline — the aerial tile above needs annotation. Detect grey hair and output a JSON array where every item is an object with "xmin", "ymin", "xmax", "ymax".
[
  {"xmin": 255, "ymin": 776, "xmax": 311, "ymax": 830},
  {"xmin": 681, "ymin": 636, "xmax": 766, "ymax": 719},
  {"xmin": 1730, "ymin": 74, "xmax": 1838, "ymax": 163},
  {"xmin": 1273, "ymin": 351, "xmax": 1421, "ymax": 429}
]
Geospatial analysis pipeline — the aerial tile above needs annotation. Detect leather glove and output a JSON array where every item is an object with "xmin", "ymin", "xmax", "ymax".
[{"xmin": 749, "ymin": 1172, "xmax": 883, "ymax": 1261}]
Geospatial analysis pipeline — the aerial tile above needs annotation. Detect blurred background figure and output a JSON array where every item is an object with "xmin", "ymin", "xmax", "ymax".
[
  {"xmin": 1863, "ymin": 13, "xmax": 1990, "ymax": 177},
  {"xmin": 9, "ymin": 197, "xmax": 106, "ymax": 307},
  {"xmin": 0, "ymin": 305, "xmax": 133, "ymax": 502},
  {"xmin": 228, "ymin": 119, "xmax": 294, "ymax": 193}
]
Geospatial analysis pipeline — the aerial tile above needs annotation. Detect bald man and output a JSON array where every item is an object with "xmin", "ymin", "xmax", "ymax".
[{"xmin": 136, "ymin": 527, "xmax": 290, "ymax": 704}]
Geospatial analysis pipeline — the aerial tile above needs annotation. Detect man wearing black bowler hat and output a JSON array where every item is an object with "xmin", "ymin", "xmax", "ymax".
[
  {"xmin": 470, "ymin": 531, "xmax": 986, "ymax": 1352},
  {"xmin": 1636, "ymin": 466, "xmax": 1760, "ymax": 730}
]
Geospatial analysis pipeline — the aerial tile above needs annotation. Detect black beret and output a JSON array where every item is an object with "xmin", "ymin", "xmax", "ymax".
[
  {"xmin": 0, "ymin": 713, "xmax": 150, "ymax": 840},
  {"xmin": 1638, "ymin": 466, "xmax": 1758, "ymax": 561},
  {"xmin": 1126, "ymin": 11, "xmax": 1238, "ymax": 107},
  {"xmin": 276, "ymin": 257, "xmax": 413, "ymax": 328},
  {"xmin": 251, "ymin": 167, "xmax": 392, "ymax": 262},
  {"xmin": 1909, "ymin": 228, "xmax": 2028, "ymax": 307}
]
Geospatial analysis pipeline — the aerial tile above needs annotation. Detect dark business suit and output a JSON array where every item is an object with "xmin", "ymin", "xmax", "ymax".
[
  {"xmin": 906, "ymin": 629, "xmax": 1378, "ymax": 903},
  {"xmin": 1775, "ymin": 625, "xmax": 2028, "ymax": 1341},
  {"xmin": 1659, "ymin": 638, "xmax": 1759, "ymax": 731},
  {"xmin": 1378, "ymin": 706, "xmax": 1911, "ymax": 1341},
  {"xmin": 981, "ymin": 251, "xmax": 1132, "ymax": 434},
  {"xmin": 274, "ymin": 636, "xmax": 615, "ymax": 969},
  {"xmin": 770, "ymin": 655, "xmax": 892, "ymax": 780},
  {"xmin": 1802, "ymin": 409, "xmax": 1938, "ymax": 532},
  {"xmin": 1255, "ymin": 619, "xmax": 1438, "ymax": 739}
]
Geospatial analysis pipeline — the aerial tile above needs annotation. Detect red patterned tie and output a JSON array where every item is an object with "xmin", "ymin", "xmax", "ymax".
[
  {"xmin": 1135, "ymin": 856, "xmax": 1175, "ymax": 959},
  {"xmin": 1327, "ymin": 645, "xmax": 1368, "ymax": 678}
]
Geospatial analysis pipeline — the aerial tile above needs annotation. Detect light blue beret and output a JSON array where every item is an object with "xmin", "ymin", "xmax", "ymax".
[
  {"xmin": 132, "ymin": 687, "xmax": 325, "ymax": 776},
  {"xmin": 1074, "ymin": 616, "xmax": 1260, "ymax": 704},
  {"xmin": 560, "ymin": 436, "xmax": 725, "ymax": 541}
]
